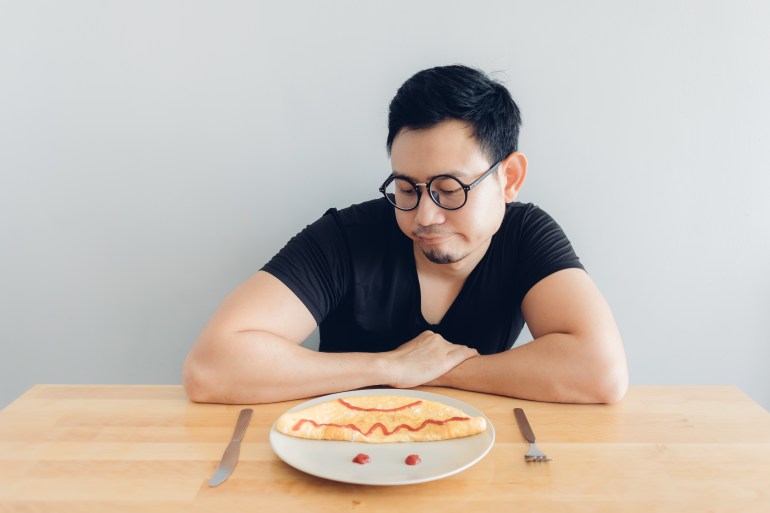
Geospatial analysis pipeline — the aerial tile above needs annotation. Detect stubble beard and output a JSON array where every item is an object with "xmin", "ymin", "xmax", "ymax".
[{"xmin": 422, "ymin": 248, "xmax": 466, "ymax": 265}]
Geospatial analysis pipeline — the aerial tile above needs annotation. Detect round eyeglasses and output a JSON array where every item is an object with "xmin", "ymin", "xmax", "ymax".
[{"xmin": 379, "ymin": 161, "xmax": 502, "ymax": 211}]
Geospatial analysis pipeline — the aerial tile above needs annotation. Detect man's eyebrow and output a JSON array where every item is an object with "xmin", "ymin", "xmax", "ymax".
[{"xmin": 391, "ymin": 169, "xmax": 472, "ymax": 180}]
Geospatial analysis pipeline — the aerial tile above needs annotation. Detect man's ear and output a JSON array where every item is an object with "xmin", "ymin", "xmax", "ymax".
[{"xmin": 500, "ymin": 151, "xmax": 527, "ymax": 202}]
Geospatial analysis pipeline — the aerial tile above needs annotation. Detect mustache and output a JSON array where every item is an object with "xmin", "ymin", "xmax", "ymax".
[{"xmin": 412, "ymin": 227, "xmax": 454, "ymax": 238}]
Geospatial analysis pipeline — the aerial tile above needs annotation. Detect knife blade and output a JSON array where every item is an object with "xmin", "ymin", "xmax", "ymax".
[{"xmin": 209, "ymin": 408, "xmax": 253, "ymax": 487}]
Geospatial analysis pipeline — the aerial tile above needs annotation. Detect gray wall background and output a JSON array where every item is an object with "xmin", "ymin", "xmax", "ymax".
[{"xmin": 2, "ymin": 1, "xmax": 769, "ymax": 410}]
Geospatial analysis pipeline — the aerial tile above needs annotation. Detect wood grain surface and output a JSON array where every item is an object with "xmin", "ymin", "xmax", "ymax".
[{"xmin": 1, "ymin": 385, "xmax": 769, "ymax": 512}]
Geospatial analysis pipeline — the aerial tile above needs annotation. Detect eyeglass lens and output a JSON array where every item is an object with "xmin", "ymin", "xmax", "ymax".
[{"xmin": 383, "ymin": 176, "xmax": 466, "ymax": 210}]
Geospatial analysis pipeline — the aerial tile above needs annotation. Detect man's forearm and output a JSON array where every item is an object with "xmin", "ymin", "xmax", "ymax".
[
  {"xmin": 183, "ymin": 329, "xmax": 480, "ymax": 404},
  {"xmin": 183, "ymin": 330, "xmax": 391, "ymax": 404},
  {"xmin": 431, "ymin": 333, "xmax": 628, "ymax": 404}
]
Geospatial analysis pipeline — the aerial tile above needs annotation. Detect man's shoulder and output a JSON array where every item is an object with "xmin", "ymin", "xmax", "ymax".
[
  {"xmin": 502, "ymin": 201, "xmax": 548, "ymax": 226},
  {"xmin": 497, "ymin": 202, "xmax": 568, "ymax": 246},
  {"xmin": 324, "ymin": 197, "xmax": 395, "ymax": 229}
]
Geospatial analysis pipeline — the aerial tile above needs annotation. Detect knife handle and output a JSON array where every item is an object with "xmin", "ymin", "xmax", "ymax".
[
  {"xmin": 231, "ymin": 408, "xmax": 253, "ymax": 442},
  {"xmin": 514, "ymin": 408, "xmax": 536, "ymax": 443}
]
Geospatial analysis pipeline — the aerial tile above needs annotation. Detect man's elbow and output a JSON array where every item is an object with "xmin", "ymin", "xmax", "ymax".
[
  {"xmin": 570, "ymin": 332, "xmax": 628, "ymax": 404},
  {"xmin": 183, "ymin": 347, "xmax": 276, "ymax": 405},
  {"xmin": 591, "ymin": 346, "xmax": 629, "ymax": 404},
  {"xmin": 593, "ymin": 364, "xmax": 628, "ymax": 404},
  {"xmin": 182, "ymin": 354, "xmax": 229, "ymax": 404},
  {"xmin": 183, "ymin": 354, "xmax": 219, "ymax": 403}
]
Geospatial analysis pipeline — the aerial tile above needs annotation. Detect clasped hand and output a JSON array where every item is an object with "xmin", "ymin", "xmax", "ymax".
[{"xmin": 384, "ymin": 330, "xmax": 478, "ymax": 389}]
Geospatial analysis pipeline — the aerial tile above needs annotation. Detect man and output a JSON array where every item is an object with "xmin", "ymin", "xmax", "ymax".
[{"xmin": 183, "ymin": 65, "xmax": 628, "ymax": 405}]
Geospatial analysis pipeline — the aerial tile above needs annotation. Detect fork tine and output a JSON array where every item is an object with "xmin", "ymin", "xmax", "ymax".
[{"xmin": 524, "ymin": 442, "xmax": 550, "ymax": 462}]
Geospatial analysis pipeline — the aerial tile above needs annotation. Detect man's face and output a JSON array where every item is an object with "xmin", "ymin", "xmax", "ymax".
[{"xmin": 389, "ymin": 119, "xmax": 508, "ymax": 266}]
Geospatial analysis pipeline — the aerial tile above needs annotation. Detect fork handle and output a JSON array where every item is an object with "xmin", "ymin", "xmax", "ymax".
[{"xmin": 514, "ymin": 408, "xmax": 536, "ymax": 443}]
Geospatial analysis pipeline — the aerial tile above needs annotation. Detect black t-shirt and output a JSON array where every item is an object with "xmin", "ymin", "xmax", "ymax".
[{"xmin": 262, "ymin": 198, "xmax": 584, "ymax": 355}]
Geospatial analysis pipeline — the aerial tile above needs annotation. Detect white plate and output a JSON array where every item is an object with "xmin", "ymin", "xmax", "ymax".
[{"xmin": 269, "ymin": 389, "xmax": 495, "ymax": 485}]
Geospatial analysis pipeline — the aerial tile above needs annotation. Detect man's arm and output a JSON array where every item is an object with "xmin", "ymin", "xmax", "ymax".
[
  {"xmin": 427, "ymin": 268, "xmax": 628, "ymax": 403},
  {"xmin": 183, "ymin": 271, "xmax": 478, "ymax": 404}
]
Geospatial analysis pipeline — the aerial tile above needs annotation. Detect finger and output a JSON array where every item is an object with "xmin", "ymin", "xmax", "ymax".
[
  {"xmin": 448, "ymin": 344, "xmax": 477, "ymax": 355},
  {"xmin": 446, "ymin": 346, "xmax": 477, "ymax": 364}
]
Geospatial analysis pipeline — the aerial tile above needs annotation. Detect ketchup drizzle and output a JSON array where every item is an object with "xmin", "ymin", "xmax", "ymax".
[
  {"xmin": 291, "ymin": 416, "xmax": 470, "ymax": 436},
  {"xmin": 337, "ymin": 398, "xmax": 422, "ymax": 412}
]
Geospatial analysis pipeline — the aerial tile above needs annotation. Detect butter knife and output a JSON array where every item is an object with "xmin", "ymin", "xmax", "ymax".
[{"xmin": 209, "ymin": 408, "xmax": 253, "ymax": 487}]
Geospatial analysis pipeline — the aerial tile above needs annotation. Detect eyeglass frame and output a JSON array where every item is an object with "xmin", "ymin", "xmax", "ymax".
[{"xmin": 378, "ymin": 160, "xmax": 502, "ymax": 211}]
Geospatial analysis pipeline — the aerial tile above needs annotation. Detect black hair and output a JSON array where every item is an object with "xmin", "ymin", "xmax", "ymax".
[{"xmin": 386, "ymin": 64, "xmax": 522, "ymax": 164}]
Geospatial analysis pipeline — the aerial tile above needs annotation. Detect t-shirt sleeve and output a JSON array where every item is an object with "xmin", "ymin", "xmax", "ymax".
[
  {"xmin": 260, "ymin": 209, "xmax": 350, "ymax": 325},
  {"xmin": 516, "ymin": 206, "xmax": 585, "ymax": 298}
]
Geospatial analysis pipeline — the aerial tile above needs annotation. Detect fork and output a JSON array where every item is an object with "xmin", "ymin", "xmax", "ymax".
[{"xmin": 514, "ymin": 408, "xmax": 552, "ymax": 462}]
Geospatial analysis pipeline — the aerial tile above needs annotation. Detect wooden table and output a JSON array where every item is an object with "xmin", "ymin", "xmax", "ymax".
[{"xmin": 1, "ymin": 385, "xmax": 769, "ymax": 512}]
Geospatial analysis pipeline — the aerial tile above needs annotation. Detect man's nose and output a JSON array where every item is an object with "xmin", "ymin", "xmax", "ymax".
[{"xmin": 414, "ymin": 187, "xmax": 446, "ymax": 226}]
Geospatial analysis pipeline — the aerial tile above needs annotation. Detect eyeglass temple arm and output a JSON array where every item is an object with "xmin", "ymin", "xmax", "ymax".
[{"xmin": 467, "ymin": 160, "xmax": 502, "ymax": 190}]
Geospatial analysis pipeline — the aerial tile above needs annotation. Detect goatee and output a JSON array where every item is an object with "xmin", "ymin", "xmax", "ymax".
[{"xmin": 422, "ymin": 249, "xmax": 462, "ymax": 264}]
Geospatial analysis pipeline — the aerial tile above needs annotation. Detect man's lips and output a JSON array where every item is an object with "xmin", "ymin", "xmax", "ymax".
[{"xmin": 414, "ymin": 234, "xmax": 452, "ymax": 244}]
